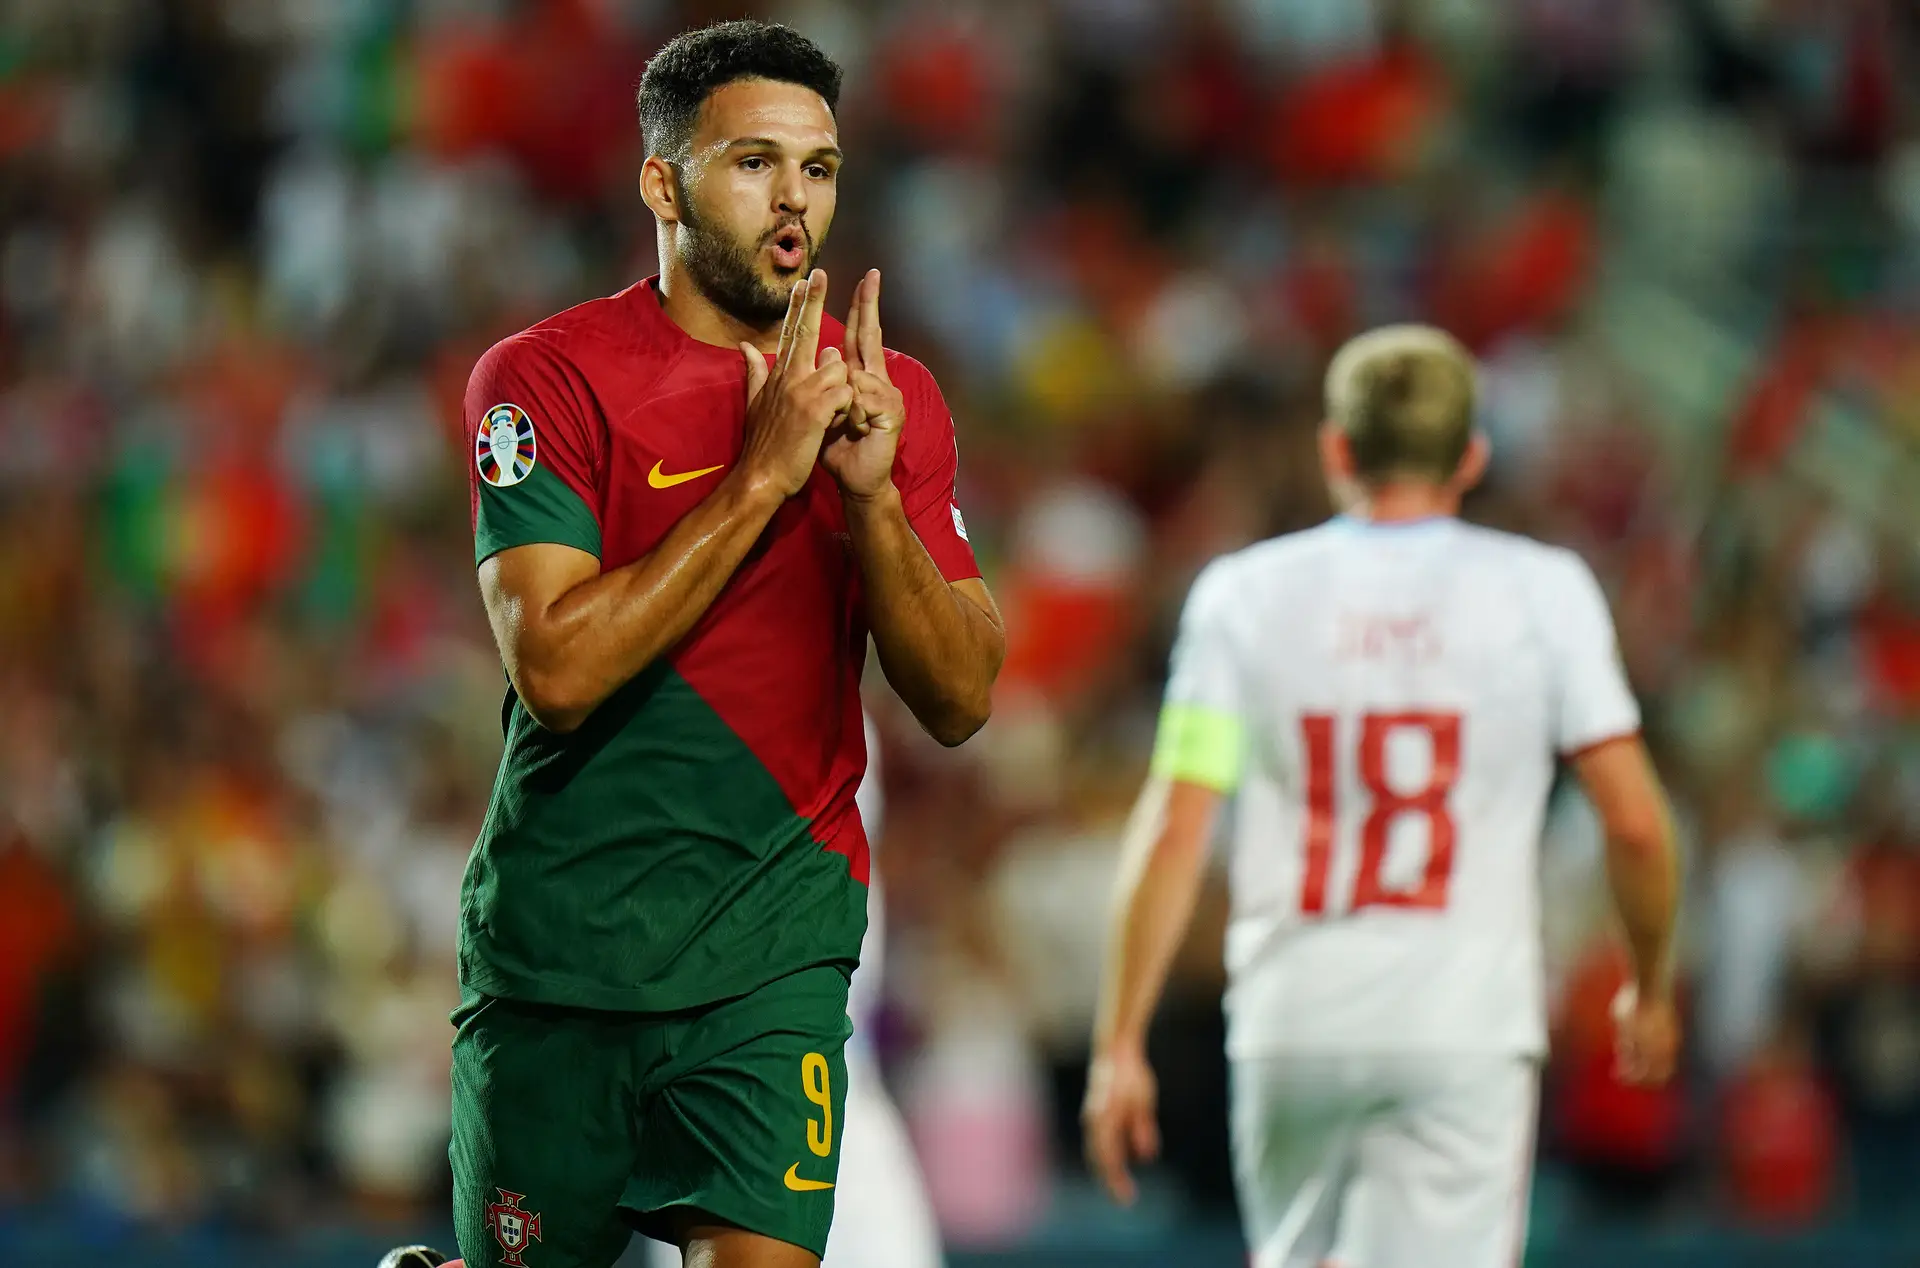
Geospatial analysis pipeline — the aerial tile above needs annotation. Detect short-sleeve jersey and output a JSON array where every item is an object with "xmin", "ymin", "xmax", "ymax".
[
  {"xmin": 1153, "ymin": 517, "xmax": 1639, "ymax": 1059},
  {"xmin": 461, "ymin": 278, "xmax": 978, "ymax": 1012}
]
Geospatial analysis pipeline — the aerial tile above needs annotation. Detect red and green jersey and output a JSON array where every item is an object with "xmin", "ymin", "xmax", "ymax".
[{"xmin": 461, "ymin": 278, "xmax": 978, "ymax": 1012}]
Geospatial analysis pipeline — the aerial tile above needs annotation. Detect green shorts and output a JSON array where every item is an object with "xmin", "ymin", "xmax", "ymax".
[{"xmin": 449, "ymin": 965, "xmax": 851, "ymax": 1267}]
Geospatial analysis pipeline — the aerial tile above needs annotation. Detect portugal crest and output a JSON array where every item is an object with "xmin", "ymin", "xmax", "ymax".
[
  {"xmin": 487, "ymin": 1188, "xmax": 542, "ymax": 1265},
  {"xmin": 476, "ymin": 403, "xmax": 537, "ymax": 488}
]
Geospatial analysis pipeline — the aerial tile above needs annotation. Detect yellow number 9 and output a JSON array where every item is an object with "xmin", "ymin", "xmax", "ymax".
[{"xmin": 802, "ymin": 1052, "xmax": 833, "ymax": 1158}]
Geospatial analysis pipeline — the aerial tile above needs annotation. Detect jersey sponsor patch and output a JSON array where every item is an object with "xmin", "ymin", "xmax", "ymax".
[
  {"xmin": 951, "ymin": 503, "xmax": 970, "ymax": 541},
  {"xmin": 476, "ymin": 403, "xmax": 537, "ymax": 488}
]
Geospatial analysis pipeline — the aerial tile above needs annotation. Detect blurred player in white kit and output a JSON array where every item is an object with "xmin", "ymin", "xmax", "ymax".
[
  {"xmin": 1082, "ymin": 326, "xmax": 1681, "ymax": 1268},
  {"xmin": 651, "ymin": 714, "xmax": 942, "ymax": 1268}
]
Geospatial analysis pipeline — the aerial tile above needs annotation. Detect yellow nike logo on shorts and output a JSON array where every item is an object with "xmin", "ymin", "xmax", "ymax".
[
  {"xmin": 783, "ymin": 1162, "xmax": 834, "ymax": 1192},
  {"xmin": 648, "ymin": 460, "xmax": 725, "ymax": 489}
]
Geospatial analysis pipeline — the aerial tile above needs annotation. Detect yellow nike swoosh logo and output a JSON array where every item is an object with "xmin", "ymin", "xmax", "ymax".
[
  {"xmin": 783, "ymin": 1163, "xmax": 834, "ymax": 1192},
  {"xmin": 648, "ymin": 459, "xmax": 726, "ymax": 489}
]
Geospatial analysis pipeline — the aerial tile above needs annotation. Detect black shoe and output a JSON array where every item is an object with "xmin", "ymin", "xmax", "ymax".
[{"xmin": 377, "ymin": 1248, "xmax": 449, "ymax": 1268}]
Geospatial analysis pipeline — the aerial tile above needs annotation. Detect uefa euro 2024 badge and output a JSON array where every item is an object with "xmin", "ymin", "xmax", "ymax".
[{"xmin": 477, "ymin": 403, "xmax": 537, "ymax": 488}]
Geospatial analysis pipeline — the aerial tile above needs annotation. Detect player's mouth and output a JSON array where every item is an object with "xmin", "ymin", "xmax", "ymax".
[{"xmin": 767, "ymin": 224, "xmax": 808, "ymax": 272}]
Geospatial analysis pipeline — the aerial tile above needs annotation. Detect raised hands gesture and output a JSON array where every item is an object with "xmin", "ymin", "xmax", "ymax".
[
  {"xmin": 821, "ymin": 269, "xmax": 906, "ymax": 502},
  {"xmin": 738, "ymin": 269, "xmax": 853, "ymax": 500}
]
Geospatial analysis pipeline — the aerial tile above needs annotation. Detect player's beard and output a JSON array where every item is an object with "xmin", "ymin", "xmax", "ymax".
[{"xmin": 678, "ymin": 186, "xmax": 819, "ymax": 328}]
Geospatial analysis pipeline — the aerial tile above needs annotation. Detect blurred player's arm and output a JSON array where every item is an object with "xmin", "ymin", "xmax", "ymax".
[
  {"xmin": 1084, "ymin": 569, "xmax": 1243, "ymax": 1200},
  {"xmin": 1085, "ymin": 759, "xmax": 1227, "ymax": 1205},
  {"xmin": 1571, "ymin": 734, "xmax": 1681, "ymax": 1083},
  {"xmin": 1550, "ymin": 551, "xmax": 1680, "ymax": 1084},
  {"xmin": 484, "ymin": 274, "xmax": 852, "ymax": 734}
]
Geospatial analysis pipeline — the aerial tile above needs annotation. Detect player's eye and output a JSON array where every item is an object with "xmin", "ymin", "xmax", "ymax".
[
  {"xmin": 740, "ymin": 155, "xmax": 769, "ymax": 171},
  {"xmin": 805, "ymin": 163, "xmax": 834, "ymax": 181}
]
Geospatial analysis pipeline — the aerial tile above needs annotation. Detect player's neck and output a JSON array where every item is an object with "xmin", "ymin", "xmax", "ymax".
[
  {"xmin": 654, "ymin": 265, "xmax": 783, "ymax": 354},
  {"xmin": 1349, "ymin": 481, "xmax": 1459, "ymax": 524}
]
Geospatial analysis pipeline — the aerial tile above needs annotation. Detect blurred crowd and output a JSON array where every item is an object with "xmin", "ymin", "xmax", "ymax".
[{"xmin": 5, "ymin": 0, "xmax": 1920, "ymax": 1253}]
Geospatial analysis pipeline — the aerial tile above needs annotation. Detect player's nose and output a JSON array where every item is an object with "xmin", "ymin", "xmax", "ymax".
[{"xmin": 774, "ymin": 161, "xmax": 808, "ymax": 214}]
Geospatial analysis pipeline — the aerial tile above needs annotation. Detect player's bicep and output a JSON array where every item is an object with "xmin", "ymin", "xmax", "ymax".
[
  {"xmin": 477, "ymin": 541, "xmax": 602, "ymax": 673},
  {"xmin": 1149, "ymin": 777, "xmax": 1227, "ymax": 861},
  {"xmin": 1570, "ymin": 735, "xmax": 1668, "ymax": 857},
  {"xmin": 1166, "ymin": 778, "xmax": 1226, "ymax": 839}
]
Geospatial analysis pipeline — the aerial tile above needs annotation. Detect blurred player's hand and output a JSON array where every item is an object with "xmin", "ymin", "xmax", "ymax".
[
  {"xmin": 821, "ymin": 269, "xmax": 905, "ymax": 501},
  {"xmin": 1082, "ymin": 1042, "xmax": 1160, "ymax": 1206},
  {"xmin": 739, "ymin": 269, "xmax": 853, "ymax": 500},
  {"xmin": 1611, "ymin": 983, "xmax": 1679, "ymax": 1086}
]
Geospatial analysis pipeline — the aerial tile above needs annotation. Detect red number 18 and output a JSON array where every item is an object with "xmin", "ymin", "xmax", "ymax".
[{"xmin": 1299, "ymin": 711, "xmax": 1462, "ymax": 915}]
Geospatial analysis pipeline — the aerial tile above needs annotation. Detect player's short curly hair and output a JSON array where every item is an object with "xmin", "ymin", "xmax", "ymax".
[
  {"xmin": 1325, "ymin": 325, "xmax": 1477, "ymax": 482},
  {"xmin": 636, "ymin": 20, "xmax": 843, "ymax": 166}
]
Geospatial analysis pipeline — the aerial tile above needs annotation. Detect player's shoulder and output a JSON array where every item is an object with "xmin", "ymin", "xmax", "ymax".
[
  {"xmin": 882, "ymin": 345, "xmax": 933, "ymax": 383},
  {"xmin": 1205, "ymin": 520, "xmax": 1355, "ymax": 584},
  {"xmin": 882, "ymin": 347, "xmax": 946, "ymax": 412},
  {"xmin": 882, "ymin": 349, "xmax": 958, "ymax": 471},
  {"xmin": 1179, "ymin": 523, "xmax": 1350, "ymax": 623},
  {"xmin": 1449, "ymin": 522, "xmax": 1599, "ymax": 588},
  {"xmin": 474, "ymin": 282, "xmax": 660, "ymax": 383}
]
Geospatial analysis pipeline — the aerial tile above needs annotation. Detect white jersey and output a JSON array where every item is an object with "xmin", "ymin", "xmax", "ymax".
[{"xmin": 1166, "ymin": 517, "xmax": 1639, "ymax": 1059}]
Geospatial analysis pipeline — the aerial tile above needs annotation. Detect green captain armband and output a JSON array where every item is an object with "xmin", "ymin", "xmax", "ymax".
[{"xmin": 1149, "ymin": 703, "xmax": 1245, "ymax": 792}]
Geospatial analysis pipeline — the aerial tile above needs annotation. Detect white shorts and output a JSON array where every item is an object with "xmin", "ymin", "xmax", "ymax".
[
  {"xmin": 1231, "ymin": 1053, "xmax": 1538, "ymax": 1268},
  {"xmin": 642, "ymin": 1046, "xmax": 941, "ymax": 1268}
]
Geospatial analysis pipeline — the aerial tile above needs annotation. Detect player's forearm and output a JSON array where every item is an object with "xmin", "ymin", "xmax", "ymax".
[
  {"xmin": 1605, "ymin": 811, "xmax": 1679, "ymax": 1000},
  {"xmin": 843, "ymin": 484, "xmax": 1004, "ymax": 746},
  {"xmin": 1094, "ymin": 779, "xmax": 1216, "ymax": 1057},
  {"xmin": 1575, "ymin": 739, "xmax": 1682, "ymax": 1000},
  {"xmin": 514, "ymin": 473, "xmax": 784, "ymax": 731}
]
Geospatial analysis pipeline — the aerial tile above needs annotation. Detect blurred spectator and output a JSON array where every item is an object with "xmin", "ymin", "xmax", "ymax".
[{"xmin": 1719, "ymin": 1018, "xmax": 1838, "ymax": 1227}]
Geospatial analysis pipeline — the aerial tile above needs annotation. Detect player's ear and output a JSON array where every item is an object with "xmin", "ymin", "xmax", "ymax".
[
  {"xmin": 640, "ymin": 155, "xmax": 684, "ymax": 224},
  {"xmin": 1451, "ymin": 432, "xmax": 1491, "ymax": 496},
  {"xmin": 1319, "ymin": 422, "xmax": 1354, "ymax": 483},
  {"xmin": 1318, "ymin": 422, "xmax": 1362, "ymax": 513}
]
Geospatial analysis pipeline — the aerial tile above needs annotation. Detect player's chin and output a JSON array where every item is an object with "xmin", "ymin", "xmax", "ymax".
[{"xmin": 761, "ymin": 260, "xmax": 809, "ymax": 302}]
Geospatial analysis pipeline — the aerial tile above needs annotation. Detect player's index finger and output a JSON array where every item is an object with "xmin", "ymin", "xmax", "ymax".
[
  {"xmin": 792, "ymin": 268, "xmax": 828, "ymax": 369},
  {"xmin": 858, "ymin": 269, "xmax": 886, "ymax": 376},
  {"xmin": 841, "ymin": 270, "xmax": 866, "ymax": 369},
  {"xmin": 1085, "ymin": 1118, "xmax": 1119, "ymax": 1176},
  {"xmin": 774, "ymin": 275, "xmax": 810, "ymax": 376},
  {"xmin": 1094, "ymin": 1131, "xmax": 1134, "ymax": 1203}
]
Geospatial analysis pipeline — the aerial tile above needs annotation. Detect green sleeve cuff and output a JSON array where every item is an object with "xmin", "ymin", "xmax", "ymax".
[
  {"xmin": 1150, "ymin": 703, "xmax": 1244, "ymax": 792},
  {"xmin": 475, "ymin": 464, "xmax": 602, "ymax": 565}
]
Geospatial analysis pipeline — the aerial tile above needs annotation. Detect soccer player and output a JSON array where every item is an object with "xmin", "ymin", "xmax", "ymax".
[
  {"xmin": 384, "ymin": 21, "xmax": 1004, "ymax": 1268},
  {"xmin": 1081, "ymin": 326, "xmax": 1680, "ymax": 1268}
]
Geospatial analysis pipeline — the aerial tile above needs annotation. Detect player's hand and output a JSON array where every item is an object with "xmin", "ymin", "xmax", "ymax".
[
  {"xmin": 821, "ymin": 269, "xmax": 905, "ymax": 502},
  {"xmin": 1611, "ymin": 983, "xmax": 1679, "ymax": 1086},
  {"xmin": 1082, "ymin": 1042, "xmax": 1160, "ymax": 1206},
  {"xmin": 738, "ymin": 269, "xmax": 852, "ymax": 500}
]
